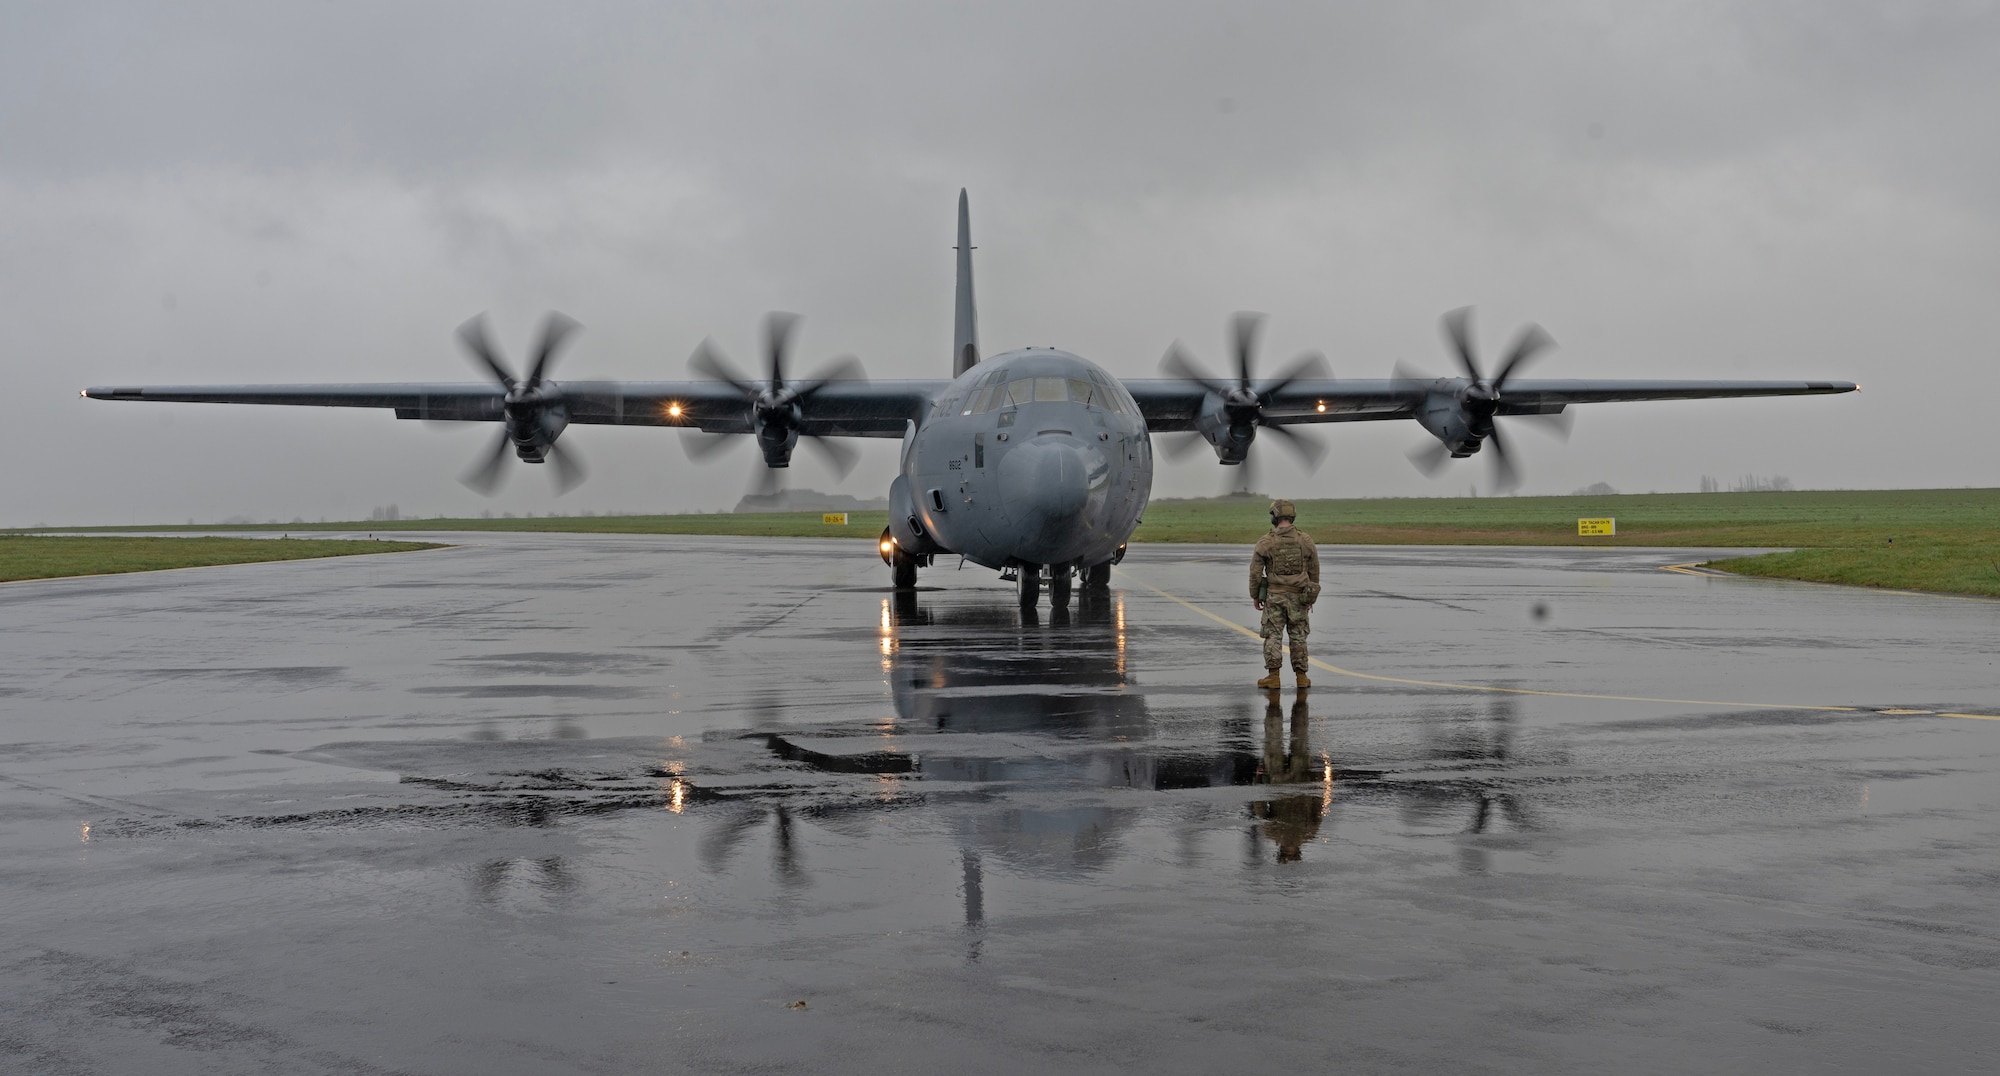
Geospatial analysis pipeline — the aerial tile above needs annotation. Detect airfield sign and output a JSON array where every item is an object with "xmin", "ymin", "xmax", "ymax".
[{"xmin": 1578, "ymin": 517, "xmax": 1616, "ymax": 536}]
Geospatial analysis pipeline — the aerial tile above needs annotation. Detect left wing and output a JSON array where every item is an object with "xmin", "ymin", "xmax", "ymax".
[
  {"xmin": 87, "ymin": 311, "xmax": 943, "ymax": 491},
  {"xmin": 83, "ymin": 380, "xmax": 944, "ymax": 437}
]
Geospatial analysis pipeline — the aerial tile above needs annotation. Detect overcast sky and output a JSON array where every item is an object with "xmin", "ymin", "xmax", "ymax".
[{"xmin": 3, "ymin": 1, "xmax": 1994, "ymax": 525}]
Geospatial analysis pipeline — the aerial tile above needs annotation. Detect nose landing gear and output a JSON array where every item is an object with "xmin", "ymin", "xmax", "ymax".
[{"xmin": 879, "ymin": 527, "xmax": 920, "ymax": 589}]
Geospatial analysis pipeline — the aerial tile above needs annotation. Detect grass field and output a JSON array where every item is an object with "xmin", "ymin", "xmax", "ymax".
[
  {"xmin": 1126, "ymin": 489, "xmax": 2000, "ymax": 598},
  {"xmin": 0, "ymin": 536, "xmax": 442, "ymax": 583},
  {"xmin": 15, "ymin": 488, "xmax": 1999, "ymax": 597}
]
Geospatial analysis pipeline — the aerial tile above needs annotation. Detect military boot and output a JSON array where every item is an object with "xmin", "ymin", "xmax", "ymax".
[
  {"xmin": 1293, "ymin": 668, "xmax": 1311, "ymax": 689},
  {"xmin": 1256, "ymin": 668, "xmax": 1282, "ymax": 690}
]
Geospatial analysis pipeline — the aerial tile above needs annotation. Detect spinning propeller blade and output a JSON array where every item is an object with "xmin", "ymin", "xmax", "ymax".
[
  {"xmin": 1160, "ymin": 313, "xmax": 1331, "ymax": 475},
  {"xmin": 462, "ymin": 429, "xmax": 514, "ymax": 494},
  {"xmin": 1403, "ymin": 307, "xmax": 1565, "ymax": 491},
  {"xmin": 453, "ymin": 312, "xmax": 585, "ymax": 495},
  {"xmin": 685, "ymin": 313, "xmax": 868, "ymax": 487}
]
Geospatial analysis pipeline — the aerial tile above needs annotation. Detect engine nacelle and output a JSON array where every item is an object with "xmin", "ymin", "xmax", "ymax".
[
  {"xmin": 1411, "ymin": 393, "xmax": 1486, "ymax": 458},
  {"xmin": 754, "ymin": 408, "xmax": 800, "ymax": 468},
  {"xmin": 1193, "ymin": 394, "xmax": 1256, "ymax": 465},
  {"xmin": 507, "ymin": 403, "xmax": 569, "ymax": 461}
]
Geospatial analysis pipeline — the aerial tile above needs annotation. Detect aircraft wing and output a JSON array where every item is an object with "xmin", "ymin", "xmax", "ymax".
[
  {"xmin": 1122, "ymin": 377, "xmax": 1858, "ymax": 430},
  {"xmin": 82, "ymin": 380, "xmax": 947, "ymax": 437}
]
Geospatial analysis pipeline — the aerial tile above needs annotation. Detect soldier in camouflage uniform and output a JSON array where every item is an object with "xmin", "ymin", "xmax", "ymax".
[{"xmin": 1249, "ymin": 498, "xmax": 1320, "ymax": 689}]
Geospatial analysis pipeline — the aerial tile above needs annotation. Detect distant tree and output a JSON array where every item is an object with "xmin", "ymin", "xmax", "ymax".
[
  {"xmin": 1572, "ymin": 481, "xmax": 1618, "ymax": 496},
  {"xmin": 1700, "ymin": 475, "xmax": 1721, "ymax": 493}
]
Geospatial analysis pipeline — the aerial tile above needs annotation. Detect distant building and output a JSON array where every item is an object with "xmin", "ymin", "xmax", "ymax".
[{"xmin": 733, "ymin": 489, "xmax": 890, "ymax": 514}]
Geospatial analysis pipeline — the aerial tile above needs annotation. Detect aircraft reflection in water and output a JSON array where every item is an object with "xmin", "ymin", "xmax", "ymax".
[
  {"xmin": 883, "ymin": 590, "xmax": 1253, "ymax": 795},
  {"xmin": 688, "ymin": 594, "xmax": 1559, "ymax": 938},
  {"xmin": 1405, "ymin": 697, "xmax": 1542, "ymax": 875}
]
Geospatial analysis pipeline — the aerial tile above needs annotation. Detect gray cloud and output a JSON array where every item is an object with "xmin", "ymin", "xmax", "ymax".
[{"xmin": 3, "ymin": 1, "xmax": 1994, "ymax": 525}]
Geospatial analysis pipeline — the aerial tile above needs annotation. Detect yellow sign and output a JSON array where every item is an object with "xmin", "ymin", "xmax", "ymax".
[
  {"xmin": 822, "ymin": 512, "xmax": 849, "ymax": 525},
  {"xmin": 1577, "ymin": 517, "xmax": 1616, "ymax": 536}
]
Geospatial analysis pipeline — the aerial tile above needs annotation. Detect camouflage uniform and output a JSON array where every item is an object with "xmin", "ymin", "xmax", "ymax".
[{"xmin": 1249, "ymin": 500, "xmax": 1320, "ymax": 679}]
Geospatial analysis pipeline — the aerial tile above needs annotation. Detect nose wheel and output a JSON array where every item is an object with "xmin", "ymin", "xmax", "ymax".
[{"xmin": 881, "ymin": 526, "xmax": 919, "ymax": 589}]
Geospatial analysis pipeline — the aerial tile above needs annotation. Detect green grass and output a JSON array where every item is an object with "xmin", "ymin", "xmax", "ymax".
[
  {"xmin": 1709, "ymin": 541, "xmax": 2000, "ymax": 599},
  {"xmin": 1130, "ymin": 488, "xmax": 2000, "ymax": 547},
  {"xmin": 1128, "ymin": 489, "xmax": 2000, "ymax": 598},
  {"xmin": 0, "ymin": 535, "xmax": 443, "ymax": 583},
  {"xmin": 16, "ymin": 489, "xmax": 2000, "ymax": 598}
]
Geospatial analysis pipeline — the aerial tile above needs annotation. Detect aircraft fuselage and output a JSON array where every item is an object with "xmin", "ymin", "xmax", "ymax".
[{"xmin": 892, "ymin": 348, "xmax": 1152, "ymax": 571}]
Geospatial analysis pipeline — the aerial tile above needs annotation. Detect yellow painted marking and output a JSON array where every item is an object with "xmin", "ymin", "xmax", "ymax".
[
  {"xmin": 1577, "ymin": 517, "xmax": 1615, "ymax": 536},
  {"xmin": 821, "ymin": 512, "xmax": 849, "ymax": 525},
  {"xmin": 1116, "ymin": 568, "xmax": 2000, "ymax": 722}
]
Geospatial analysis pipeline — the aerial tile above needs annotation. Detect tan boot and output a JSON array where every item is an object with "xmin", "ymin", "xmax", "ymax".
[
  {"xmin": 1294, "ymin": 669, "xmax": 1311, "ymax": 689},
  {"xmin": 1256, "ymin": 669, "xmax": 1282, "ymax": 690}
]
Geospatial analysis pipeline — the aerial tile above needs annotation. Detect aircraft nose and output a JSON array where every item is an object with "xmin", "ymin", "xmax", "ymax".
[{"xmin": 998, "ymin": 437, "xmax": 1091, "ymax": 521}]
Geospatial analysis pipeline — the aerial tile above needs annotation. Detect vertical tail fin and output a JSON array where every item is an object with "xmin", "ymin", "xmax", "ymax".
[{"xmin": 952, "ymin": 189, "xmax": 980, "ymax": 377}]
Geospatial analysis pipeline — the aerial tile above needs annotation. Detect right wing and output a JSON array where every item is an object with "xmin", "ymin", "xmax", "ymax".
[{"xmin": 1122, "ymin": 377, "xmax": 1858, "ymax": 431}]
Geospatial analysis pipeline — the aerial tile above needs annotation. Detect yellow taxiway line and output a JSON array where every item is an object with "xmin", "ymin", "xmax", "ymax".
[{"xmin": 1115, "ymin": 569, "xmax": 2000, "ymax": 722}]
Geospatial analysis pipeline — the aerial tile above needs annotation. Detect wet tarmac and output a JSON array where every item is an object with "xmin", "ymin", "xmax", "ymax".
[{"xmin": 3, "ymin": 533, "xmax": 1997, "ymax": 1074}]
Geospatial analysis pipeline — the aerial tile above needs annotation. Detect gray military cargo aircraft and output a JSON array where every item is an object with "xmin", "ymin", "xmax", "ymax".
[{"xmin": 85, "ymin": 190, "xmax": 1855, "ymax": 608}]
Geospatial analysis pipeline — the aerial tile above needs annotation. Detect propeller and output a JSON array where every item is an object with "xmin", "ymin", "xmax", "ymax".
[
  {"xmin": 685, "ymin": 312, "xmax": 866, "ymax": 490},
  {"xmin": 1399, "ymin": 307, "xmax": 1568, "ymax": 492},
  {"xmin": 456, "ymin": 312, "xmax": 586, "ymax": 495},
  {"xmin": 1159, "ymin": 312, "xmax": 1331, "ymax": 473}
]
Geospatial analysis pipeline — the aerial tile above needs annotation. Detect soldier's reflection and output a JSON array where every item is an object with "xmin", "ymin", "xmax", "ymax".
[{"xmin": 1250, "ymin": 690, "xmax": 1327, "ymax": 863}]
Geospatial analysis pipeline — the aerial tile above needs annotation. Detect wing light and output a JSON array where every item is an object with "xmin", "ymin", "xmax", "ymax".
[
  {"xmin": 666, "ymin": 402, "xmax": 683, "ymax": 419},
  {"xmin": 1316, "ymin": 401, "xmax": 1326, "ymax": 413}
]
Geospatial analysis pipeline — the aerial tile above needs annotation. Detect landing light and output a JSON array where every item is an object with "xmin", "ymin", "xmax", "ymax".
[
  {"xmin": 1316, "ymin": 401, "xmax": 1326, "ymax": 413},
  {"xmin": 666, "ymin": 402, "xmax": 683, "ymax": 419},
  {"xmin": 879, "ymin": 539, "xmax": 894, "ymax": 553}
]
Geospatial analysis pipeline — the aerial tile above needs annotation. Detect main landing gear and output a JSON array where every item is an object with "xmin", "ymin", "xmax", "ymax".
[{"xmin": 1012, "ymin": 561, "xmax": 1113, "ymax": 609}]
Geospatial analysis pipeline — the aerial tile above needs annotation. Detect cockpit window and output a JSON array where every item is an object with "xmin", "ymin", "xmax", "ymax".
[{"xmin": 970, "ymin": 369, "xmax": 1126, "ymax": 413}]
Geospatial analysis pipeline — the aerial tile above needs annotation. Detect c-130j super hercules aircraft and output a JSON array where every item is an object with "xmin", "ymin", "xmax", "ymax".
[{"xmin": 87, "ymin": 191, "xmax": 1855, "ymax": 608}]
